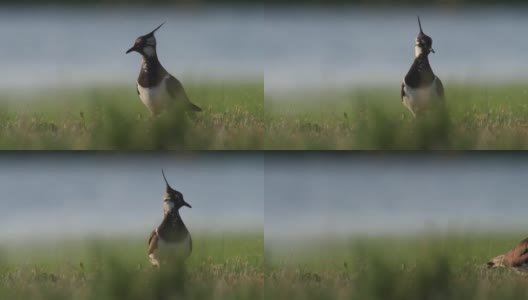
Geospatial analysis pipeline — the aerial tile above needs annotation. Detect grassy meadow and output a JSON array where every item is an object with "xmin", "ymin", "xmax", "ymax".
[
  {"xmin": 265, "ymin": 232, "xmax": 528, "ymax": 300},
  {"xmin": 266, "ymin": 83, "xmax": 528, "ymax": 150},
  {"xmin": 0, "ymin": 233, "xmax": 263, "ymax": 300},
  {"xmin": 4, "ymin": 232, "xmax": 528, "ymax": 300},
  {"xmin": 4, "ymin": 81, "xmax": 528, "ymax": 150},
  {"xmin": 0, "ymin": 81, "xmax": 263, "ymax": 150}
]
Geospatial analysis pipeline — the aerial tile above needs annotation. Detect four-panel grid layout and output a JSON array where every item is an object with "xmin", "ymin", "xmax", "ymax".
[{"xmin": 2, "ymin": 4, "xmax": 528, "ymax": 300}]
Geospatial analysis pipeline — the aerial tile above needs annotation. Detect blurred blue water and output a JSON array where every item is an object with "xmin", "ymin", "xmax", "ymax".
[
  {"xmin": 0, "ymin": 7, "xmax": 264, "ymax": 91},
  {"xmin": 0, "ymin": 153, "xmax": 263, "ymax": 240},
  {"xmin": 1, "ymin": 153, "xmax": 527, "ymax": 241},
  {"xmin": 265, "ymin": 154, "xmax": 528, "ymax": 239},
  {"xmin": 264, "ymin": 7, "xmax": 528, "ymax": 94},
  {"xmin": 1, "ymin": 7, "xmax": 527, "ymax": 95}
]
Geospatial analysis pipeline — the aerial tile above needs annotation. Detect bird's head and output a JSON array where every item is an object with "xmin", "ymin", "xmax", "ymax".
[
  {"xmin": 487, "ymin": 254, "xmax": 505, "ymax": 269},
  {"xmin": 161, "ymin": 169, "xmax": 191, "ymax": 215},
  {"xmin": 415, "ymin": 16, "xmax": 435, "ymax": 57},
  {"xmin": 126, "ymin": 22, "xmax": 164, "ymax": 57}
]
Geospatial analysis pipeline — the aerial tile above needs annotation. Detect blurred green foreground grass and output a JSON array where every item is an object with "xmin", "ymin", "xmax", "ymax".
[
  {"xmin": 0, "ymin": 81, "xmax": 263, "ymax": 150},
  {"xmin": 265, "ymin": 232, "xmax": 528, "ymax": 300},
  {"xmin": 4, "ymin": 232, "xmax": 528, "ymax": 300},
  {"xmin": 0, "ymin": 233, "xmax": 263, "ymax": 300},
  {"xmin": 266, "ymin": 83, "xmax": 528, "ymax": 150}
]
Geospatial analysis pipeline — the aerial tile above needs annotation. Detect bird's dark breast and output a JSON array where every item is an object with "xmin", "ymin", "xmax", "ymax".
[
  {"xmin": 404, "ymin": 69, "xmax": 435, "ymax": 89},
  {"xmin": 405, "ymin": 56, "xmax": 435, "ymax": 89},
  {"xmin": 157, "ymin": 225, "xmax": 190, "ymax": 243},
  {"xmin": 137, "ymin": 62, "xmax": 167, "ymax": 88}
]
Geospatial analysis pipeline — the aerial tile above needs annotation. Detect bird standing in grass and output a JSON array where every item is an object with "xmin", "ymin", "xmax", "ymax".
[
  {"xmin": 401, "ymin": 16, "xmax": 445, "ymax": 117},
  {"xmin": 148, "ymin": 170, "xmax": 192, "ymax": 267},
  {"xmin": 126, "ymin": 23, "xmax": 202, "ymax": 116},
  {"xmin": 488, "ymin": 237, "xmax": 528, "ymax": 274}
]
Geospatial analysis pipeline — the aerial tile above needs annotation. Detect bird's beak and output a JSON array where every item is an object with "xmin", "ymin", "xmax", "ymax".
[
  {"xmin": 126, "ymin": 46, "xmax": 137, "ymax": 54},
  {"xmin": 183, "ymin": 201, "xmax": 192, "ymax": 209},
  {"xmin": 430, "ymin": 48, "xmax": 435, "ymax": 54}
]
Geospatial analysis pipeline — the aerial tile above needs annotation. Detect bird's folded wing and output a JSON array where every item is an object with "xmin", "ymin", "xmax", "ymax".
[
  {"xmin": 435, "ymin": 77, "xmax": 445, "ymax": 100},
  {"xmin": 148, "ymin": 230, "xmax": 159, "ymax": 254},
  {"xmin": 400, "ymin": 81, "xmax": 406, "ymax": 101},
  {"xmin": 166, "ymin": 75, "xmax": 190, "ymax": 103}
]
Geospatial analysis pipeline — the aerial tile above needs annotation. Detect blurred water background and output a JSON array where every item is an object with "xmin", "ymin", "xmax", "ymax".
[
  {"xmin": 0, "ymin": 7, "xmax": 264, "ymax": 92},
  {"xmin": 264, "ymin": 7, "xmax": 528, "ymax": 95},
  {"xmin": 1, "ymin": 6, "xmax": 527, "ymax": 95},
  {"xmin": 0, "ymin": 153, "xmax": 263, "ymax": 241},
  {"xmin": 265, "ymin": 153, "xmax": 528, "ymax": 240}
]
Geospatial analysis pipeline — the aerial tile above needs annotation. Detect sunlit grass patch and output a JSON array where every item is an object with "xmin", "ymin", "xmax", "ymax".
[
  {"xmin": 266, "ymin": 84, "xmax": 528, "ymax": 150},
  {"xmin": 265, "ymin": 232, "xmax": 528, "ymax": 299},
  {"xmin": 0, "ymin": 81, "xmax": 264, "ymax": 150},
  {"xmin": 0, "ymin": 233, "xmax": 263, "ymax": 300}
]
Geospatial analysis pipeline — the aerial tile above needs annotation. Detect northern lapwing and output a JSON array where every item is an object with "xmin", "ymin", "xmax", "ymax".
[
  {"xmin": 401, "ymin": 16, "xmax": 445, "ymax": 117},
  {"xmin": 126, "ymin": 23, "xmax": 202, "ymax": 115},
  {"xmin": 147, "ymin": 170, "xmax": 192, "ymax": 267},
  {"xmin": 488, "ymin": 237, "xmax": 528, "ymax": 274}
]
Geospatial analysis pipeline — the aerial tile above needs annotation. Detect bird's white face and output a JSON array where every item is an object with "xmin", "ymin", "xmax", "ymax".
[
  {"xmin": 143, "ymin": 37, "xmax": 156, "ymax": 57},
  {"xmin": 415, "ymin": 39, "xmax": 424, "ymax": 57},
  {"xmin": 414, "ymin": 34, "xmax": 434, "ymax": 58},
  {"xmin": 127, "ymin": 35, "xmax": 157, "ymax": 57},
  {"xmin": 163, "ymin": 199, "xmax": 175, "ymax": 215},
  {"xmin": 143, "ymin": 45, "xmax": 156, "ymax": 57}
]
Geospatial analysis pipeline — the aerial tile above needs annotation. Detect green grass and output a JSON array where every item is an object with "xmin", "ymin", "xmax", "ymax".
[
  {"xmin": 265, "ymin": 232, "xmax": 528, "ymax": 299},
  {"xmin": 5, "ymin": 232, "xmax": 528, "ymax": 299},
  {"xmin": 6, "ymin": 82, "xmax": 528, "ymax": 150},
  {"xmin": 0, "ymin": 233, "xmax": 263, "ymax": 300},
  {"xmin": 266, "ymin": 83, "xmax": 528, "ymax": 150},
  {"xmin": 0, "ymin": 80, "xmax": 263, "ymax": 150}
]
